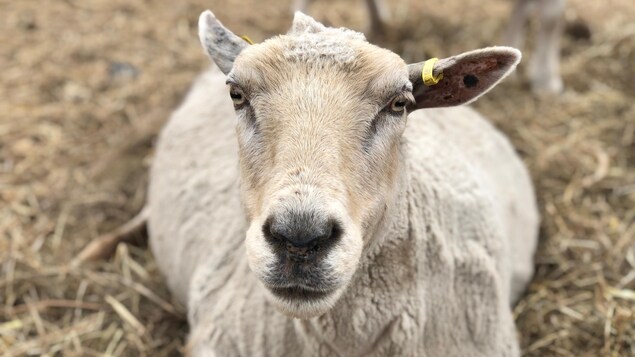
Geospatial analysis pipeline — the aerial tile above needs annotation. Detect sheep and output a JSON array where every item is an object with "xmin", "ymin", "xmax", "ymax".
[
  {"xmin": 162, "ymin": 10, "xmax": 541, "ymax": 356},
  {"xmin": 78, "ymin": 10, "xmax": 540, "ymax": 356},
  {"xmin": 294, "ymin": 0, "xmax": 565, "ymax": 94}
]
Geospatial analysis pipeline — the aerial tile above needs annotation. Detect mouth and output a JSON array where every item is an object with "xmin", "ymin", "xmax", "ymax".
[
  {"xmin": 268, "ymin": 285, "xmax": 335, "ymax": 301},
  {"xmin": 263, "ymin": 260, "xmax": 340, "ymax": 303}
]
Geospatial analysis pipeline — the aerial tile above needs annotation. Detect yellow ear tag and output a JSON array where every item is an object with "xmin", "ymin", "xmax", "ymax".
[
  {"xmin": 422, "ymin": 58, "xmax": 444, "ymax": 86},
  {"xmin": 240, "ymin": 35, "xmax": 255, "ymax": 45}
]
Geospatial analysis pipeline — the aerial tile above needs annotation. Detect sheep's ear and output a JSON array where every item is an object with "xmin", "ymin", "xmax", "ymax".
[
  {"xmin": 198, "ymin": 10, "xmax": 248, "ymax": 75},
  {"xmin": 288, "ymin": 11, "xmax": 327, "ymax": 34},
  {"xmin": 407, "ymin": 47, "xmax": 521, "ymax": 109}
]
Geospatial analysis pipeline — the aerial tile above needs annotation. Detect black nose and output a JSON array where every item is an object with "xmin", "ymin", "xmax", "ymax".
[{"xmin": 264, "ymin": 211, "xmax": 341, "ymax": 256}]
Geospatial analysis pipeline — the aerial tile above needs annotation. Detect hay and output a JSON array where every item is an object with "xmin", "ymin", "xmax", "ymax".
[{"xmin": 1, "ymin": 0, "xmax": 633, "ymax": 355}]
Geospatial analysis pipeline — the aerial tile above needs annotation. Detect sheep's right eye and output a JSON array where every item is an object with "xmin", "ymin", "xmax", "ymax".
[
  {"xmin": 389, "ymin": 95, "xmax": 409, "ymax": 114},
  {"xmin": 229, "ymin": 88, "xmax": 247, "ymax": 107}
]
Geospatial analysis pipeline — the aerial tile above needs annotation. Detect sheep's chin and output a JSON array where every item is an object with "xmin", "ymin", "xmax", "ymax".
[{"xmin": 264, "ymin": 284, "xmax": 347, "ymax": 319}]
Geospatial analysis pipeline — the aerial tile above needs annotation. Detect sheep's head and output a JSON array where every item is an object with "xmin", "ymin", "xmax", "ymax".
[{"xmin": 198, "ymin": 10, "xmax": 520, "ymax": 318}]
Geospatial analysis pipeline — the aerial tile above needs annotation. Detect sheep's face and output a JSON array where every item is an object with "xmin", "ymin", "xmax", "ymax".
[
  {"xmin": 231, "ymin": 33, "xmax": 409, "ymax": 318},
  {"xmin": 199, "ymin": 11, "xmax": 521, "ymax": 318}
]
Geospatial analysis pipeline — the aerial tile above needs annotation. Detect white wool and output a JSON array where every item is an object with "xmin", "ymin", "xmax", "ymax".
[
  {"xmin": 282, "ymin": 33, "xmax": 359, "ymax": 64},
  {"xmin": 282, "ymin": 12, "xmax": 366, "ymax": 64}
]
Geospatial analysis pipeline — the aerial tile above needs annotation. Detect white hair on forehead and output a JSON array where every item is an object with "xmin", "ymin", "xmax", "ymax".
[{"xmin": 282, "ymin": 12, "xmax": 366, "ymax": 64}]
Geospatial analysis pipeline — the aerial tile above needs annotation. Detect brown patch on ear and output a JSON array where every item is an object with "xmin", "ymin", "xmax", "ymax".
[{"xmin": 408, "ymin": 47, "xmax": 521, "ymax": 109}]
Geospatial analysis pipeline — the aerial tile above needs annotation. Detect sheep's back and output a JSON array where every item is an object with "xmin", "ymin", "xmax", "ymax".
[
  {"xmin": 148, "ymin": 66, "xmax": 247, "ymax": 305},
  {"xmin": 404, "ymin": 106, "xmax": 539, "ymax": 304}
]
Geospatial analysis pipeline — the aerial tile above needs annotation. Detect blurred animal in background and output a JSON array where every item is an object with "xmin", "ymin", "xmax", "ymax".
[
  {"xmin": 293, "ymin": 0, "xmax": 390, "ymax": 37},
  {"xmin": 295, "ymin": 0, "xmax": 565, "ymax": 94},
  {"xmin": 506, "ymin": 0, "xmax": 565, "ymax": 93}
]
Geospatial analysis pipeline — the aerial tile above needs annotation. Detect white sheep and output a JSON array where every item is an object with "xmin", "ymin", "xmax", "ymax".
[
  {"xmin": 78, "ymin": 10, "xmax": 540, "ymax": 356},
  {"xmin": 294, "ymin": 0, "xmax": 565, "ymax": 94}
]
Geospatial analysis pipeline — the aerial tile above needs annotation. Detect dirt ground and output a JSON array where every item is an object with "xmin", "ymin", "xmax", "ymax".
[{"xmin": 1, "ymin": 0, "xmax": 634, "ymax": 355}]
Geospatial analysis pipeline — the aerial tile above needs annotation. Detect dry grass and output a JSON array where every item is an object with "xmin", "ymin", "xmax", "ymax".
[{"xmin": 1, "ymin": 0, "xmax": 634, "ymax": 355}]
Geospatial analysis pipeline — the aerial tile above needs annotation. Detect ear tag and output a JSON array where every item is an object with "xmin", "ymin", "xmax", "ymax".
[
  {"xmin": 422, "ymin": 58, "xmax": 444, "ymax": 86},
  {"xmin": 240, "ymin": 35, "xmax": 255, "ymax": 45}
]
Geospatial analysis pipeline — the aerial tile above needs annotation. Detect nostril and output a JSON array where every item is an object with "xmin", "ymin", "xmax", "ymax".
[
  {"xmin": 263, "ymin": 217, "xmax": 281, "ymax": 243},
  {"xmin": 322, "ymin": 221, "xmax": 333, "ymax": 238},
  {"xmin": 314, "ymin": 221, "xmax": 334, "ymax": 246},
  {"xmin": 268, "ymin": 221, "xmax": 285, "ymax": 242}
]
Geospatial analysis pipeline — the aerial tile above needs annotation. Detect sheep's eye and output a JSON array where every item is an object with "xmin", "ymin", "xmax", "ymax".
[
  {"xmin": 390, "ymin": 95, "xmax": 408, "ymax": 113},
  {"xmin": 229, "ymin": 87, "xmax": 246, "ymax": 107}
]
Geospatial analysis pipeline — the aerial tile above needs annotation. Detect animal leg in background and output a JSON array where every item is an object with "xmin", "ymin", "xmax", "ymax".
[
  {"xmin": 506, "ymin": 0, "xmax": 565, "ymax": 93},
  {"xmin": 292, "ymin": 0, "xmax": 388, "ymax": 38}
]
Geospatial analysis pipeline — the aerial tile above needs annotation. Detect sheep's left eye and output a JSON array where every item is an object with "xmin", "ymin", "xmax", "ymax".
[
  {"xmin": 390, "ymin": 95, "xmax": 408, "ymax": 113},
  {"xmin": 229, "ymin": 87, "xmax": 246, "ymax": 107}
]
